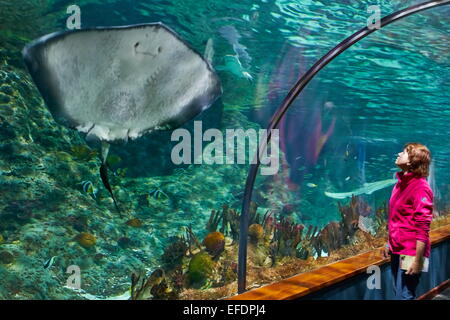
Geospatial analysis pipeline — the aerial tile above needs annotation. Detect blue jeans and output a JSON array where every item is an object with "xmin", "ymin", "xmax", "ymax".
[{"xmin": 390, "ymin": 253, "xmax": 421, "ymax": 300}]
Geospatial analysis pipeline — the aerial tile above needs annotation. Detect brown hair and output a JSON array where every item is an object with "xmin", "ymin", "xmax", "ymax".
[{"xmin": 404, "ymin": 142, "xmax": 431, "ymax": 177}]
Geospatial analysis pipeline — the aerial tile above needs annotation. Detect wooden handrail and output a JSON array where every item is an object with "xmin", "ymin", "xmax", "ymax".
[{"xmin": 229, "ymin": 224, "xmax": 450, "ymax": 300}]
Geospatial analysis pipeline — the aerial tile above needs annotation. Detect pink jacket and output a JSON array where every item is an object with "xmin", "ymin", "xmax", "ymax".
[{"xmin": 388, "ymin": 171, "xmax": 433, "ymax": 258}]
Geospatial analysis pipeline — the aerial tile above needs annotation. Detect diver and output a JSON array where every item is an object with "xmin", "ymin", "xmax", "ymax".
[{"xmin": 382, "ymin": 143, "xmax": 433, "ymax": 300}]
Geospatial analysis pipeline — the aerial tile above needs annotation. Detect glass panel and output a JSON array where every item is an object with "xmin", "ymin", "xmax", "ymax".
[{"xmin": 0, "ymin": 0, "xmax": 448, "ymax": 300}]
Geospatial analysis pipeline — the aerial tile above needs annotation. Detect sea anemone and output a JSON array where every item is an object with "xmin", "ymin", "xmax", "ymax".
[{"xmin": 202, "ymin": 231, "xmax": 225, "ymax": 256}]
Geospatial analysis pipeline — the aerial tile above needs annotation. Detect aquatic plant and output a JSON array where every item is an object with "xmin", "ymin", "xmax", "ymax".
[
  {"xmin": 185, "ymin": 225, "xmax": 202, "ymax": 255},
  {"xmin": 206, "ymin": 202, "xmax": 270, "ymax": 242},
  {"xmin": 271, "ymin": 216, "xmax": 304, "ymax": 257},
  {"xmin": 187, "ymin": 252, "xmax": 215, "ymax": 285},
  {"xmin": 206, "ymin": 209, "xmax": 223, "ymax": 233},
  {"xmin": 161, "ymin": 236, "xmax": 188, "ymax": 269},
  {"xmin": 313, "ymin": 221, "xmax": 344, "ymax": 254},
  {"xmin": 169, "ymin": 266, "xmax": 186, "ymax": 293},
  {"xmin": 221, "ymin": 205, "xmax": 240, "ymax": 240},
  {"xmin": 203, "ymin": 231, "xmax": 225, "ymax": 257},
  {"xmin": 309, "ymin": 197, "xmax": 383, "ymax": 256},
  {"xmin": 217, "ymin": 259, "xmax": 238, "ymax": 285},
  {"xmin": 338, "ymin": 195, "xmax": 371, "ymax": 240},
  {"xmin": 374, "ymin": 201, "xmax": 388, "ymax": 235},
  {"xmin": 248, "ymin": 223, "xmax": 264, "ymax": 243},
  {"xmin": 74, "ymin": 232, "xmax": 96, "ymax": 248},
  {"xmin": 0, "ymin": 234, "xmax": 4, "ymax": 244}
]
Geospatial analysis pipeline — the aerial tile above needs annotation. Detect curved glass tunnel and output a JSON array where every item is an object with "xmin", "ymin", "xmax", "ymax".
[{"xmin": 0, "ymin": 0, "xmax": 449, "ymax": 300}]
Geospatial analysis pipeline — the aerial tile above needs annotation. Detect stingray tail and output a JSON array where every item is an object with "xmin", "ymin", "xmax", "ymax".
[
  {"xmin": 100, "ymin": 163, "xmax": 122, "ymax": 215},
  {"xmin": 99, "ymin": 142, "xmax": 122, "ymax": 216}
]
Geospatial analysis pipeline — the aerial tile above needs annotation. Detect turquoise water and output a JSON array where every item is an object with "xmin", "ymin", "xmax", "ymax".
[{"xmin": 0, "ymin": 0, "xmax": 449, "ymax": 299}]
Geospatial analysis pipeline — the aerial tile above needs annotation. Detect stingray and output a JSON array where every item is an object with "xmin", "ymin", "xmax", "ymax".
[{"xmin": 22, "ymin": 23, "xmax": 222, "ymax": 212}]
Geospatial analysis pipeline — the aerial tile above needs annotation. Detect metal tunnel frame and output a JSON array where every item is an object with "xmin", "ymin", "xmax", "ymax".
[{"xmin": 238, "ymin": 0, "xmax": 450, "ymax": 294}]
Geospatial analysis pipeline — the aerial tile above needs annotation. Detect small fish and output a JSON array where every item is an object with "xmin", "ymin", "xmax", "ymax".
[
  {"xmin": 345, "ymin": 176, "xmax": 351, "ymax": 181},
  {"xmin": 148, "ymin": 188, "xmax": 169, "ymax": 200},
  {"xmin": 100, "ymin": 163, "xmax": 121, "ymax": 213},
  {"xmin": 106, "ymin": 154, "xmax": 122, "ymax": 167},
  {"xmin": 126, "ymin": 218, "xmax": 143, "ymax": 228},
  {"xmin": 44, "ymin": 256, "xmax": 57, "ymax": 269},
  {"xmin": 81, "ymin": 180, "xmax": 97, "ymax": 199},
  {"xmin": 344, "ymin": 143, "xmax": 351, "ymax": 158},
  {"xmin": 306, "ymin": 183, "xmax": 317, "ymax": 188}
]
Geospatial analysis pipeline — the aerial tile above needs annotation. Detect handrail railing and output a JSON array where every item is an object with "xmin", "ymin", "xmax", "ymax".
[
  {"xmin": 232, "ymin": 223, "xmax": 450, "ymax": 299},
  {"xmin": 238, "ymin": 0, "xmax": 450, "ymax": 293}
]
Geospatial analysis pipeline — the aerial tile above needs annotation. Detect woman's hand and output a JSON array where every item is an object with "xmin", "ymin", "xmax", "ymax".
[
  {"xmin": 405, "ymin": 259, "xmax": 421, "ymax": 275},
  {"xmin": 381, "ymin": 244, "xmax": 390, "ymax": 259}
]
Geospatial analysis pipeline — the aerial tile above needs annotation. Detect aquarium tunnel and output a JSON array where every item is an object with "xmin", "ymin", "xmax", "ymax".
[{"xmin": 0, "ymin": 0, "xmax": 449, "ymax": 300}]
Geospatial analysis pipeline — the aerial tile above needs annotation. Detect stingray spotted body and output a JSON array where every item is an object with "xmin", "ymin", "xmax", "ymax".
[
  {"xmin": 23, "ymin": 23, "xmax": 222, "ymax": 212},
  {"xmin": 22, "ymin": 22, "xmax": 222, "ymax": 143}
]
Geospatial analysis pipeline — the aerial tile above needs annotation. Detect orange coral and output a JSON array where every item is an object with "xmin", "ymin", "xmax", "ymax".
[{"xmin": 203, "ymin": 231, "xmax": 225, "ymax": 256}]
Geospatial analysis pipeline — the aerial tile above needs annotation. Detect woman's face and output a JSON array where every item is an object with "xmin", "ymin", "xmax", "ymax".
[{"xmin": 395, "ymin": 148, "xmax": 410, "ymax": 168}]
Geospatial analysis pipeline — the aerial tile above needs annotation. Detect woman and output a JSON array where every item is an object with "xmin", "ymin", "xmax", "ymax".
[{"xmin": 382, "ymin": 142, "xmax": 434, "ymax": 300}]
